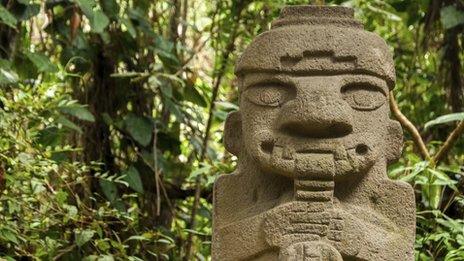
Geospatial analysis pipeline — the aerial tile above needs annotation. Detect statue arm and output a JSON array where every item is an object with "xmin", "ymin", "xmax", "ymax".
[
  {"xmin": 335, "ymin": 180, "xmax": 415, "ymax": 260},
  {"xmin": 212, "ymin": 212, "xmax": 269, "ymax": 261},
  {"xmin": 212, "ymin": 174, "xmax": 273, "ymax": 260}
]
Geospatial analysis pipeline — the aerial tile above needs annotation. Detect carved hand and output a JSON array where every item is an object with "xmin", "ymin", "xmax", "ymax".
[
  {"xmin": 263, "ymin": 201, "xmax": 332, "ymax": 248},
  {"xmin": 280, "ymin": 241, "xmax": 343, "ymax": 261},
  {"xmin": 326, "ymin": 207, "xmax": 362, "ymax": 258}
]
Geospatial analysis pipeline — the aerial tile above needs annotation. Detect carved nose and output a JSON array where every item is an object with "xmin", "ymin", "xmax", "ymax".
[{"xmin": 280, "ymin": 96, "xmax": 353, "ymax": 138}]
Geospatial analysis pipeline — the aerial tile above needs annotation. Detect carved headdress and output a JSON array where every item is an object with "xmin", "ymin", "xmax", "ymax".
[{"xmin": 235, "ymin": 6, "xmax": 396, "ymax": 88}]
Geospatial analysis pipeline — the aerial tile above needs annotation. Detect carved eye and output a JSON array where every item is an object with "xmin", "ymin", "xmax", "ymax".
[
  {"xmin": 342, "ymin": 83, "xmax": 386, "ymax": 111},
  {"xmin": 244, "ymin": 84, "xmax": 292, "ymax": 107}
]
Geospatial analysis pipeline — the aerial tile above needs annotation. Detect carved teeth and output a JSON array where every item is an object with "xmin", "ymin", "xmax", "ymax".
[
  {"xmin": 282, "ymin": 146, "xmax": 294, "ymax": 160},
  {"xmin": 295, "ymin": 180, "xmax": 335, "ymax": 190},
  {"xmin": 289, "ymin": 212, "xmax": 332, "ymax": 224},
  {"xmin": 295, "ymin": 153, "xmax": 335, "ymax": 178},
  {"xmin": 273, "ymin": 145, "xmax": 283, "ymax": 156},
  {"xmin": 295, "ymin": 190, "xmax": 333, "ymax": 202},
  {"xmin": 333, "ymin": 145, "xmax": 347, "ymax": 160}
]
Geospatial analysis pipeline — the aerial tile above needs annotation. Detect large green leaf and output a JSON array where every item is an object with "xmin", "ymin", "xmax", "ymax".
[
  {"xmin": 56, "ymin": 115, "xmax": 83, "ymax": 134},
  {"xmin": 75, "ymin": 0, "xmax": 94, "ymax": 18},
  {"xmin": 400, "ymin": 161, "xmax": 428, "ymax": 182},
  {"xmin": 440, "ymin": 6, "xmax": 464, "ymax": 29},
  {"xmin": 189, "ymin": 164, "xmax": 211, "ymax": 181},
  {"xmin": 12, "ymin": 3, "xmax": 40, "ymax": 21},
  {"xmin": 424, "ymin": 112, "xmax": 464, "ymax": 129},
  {"xmin": 184, "ymin": 85, "xmax": 207, "ymax": 107},
  {"xmin": 124, "ymin": 115, "xmax": 153, "ymax": 146},
  {"xmin": 99, "ymin": 179, "xmax": 117, "ymax": 202},
  {"xmin": 0, "ymin": 59, "xmax": 16, "ymax": 85},
  {"xmin": 122, "ymin": 166, "xmax": 144, "ymax": 194},
  {"xmin": 428, "ymin": 185, "xmax": 442, "ymax": 209},
  {"xmin": 75, "ymin": 229, "xmax": 95, "ymax": 247},
  {"xmin": 0, "ymin": 228, "xmax": 19, "ymax": 244},
  {"xmin": 25, "ymin": 52, "xmax": 58, "ymax": 73},
  {"xmin": 0, "ymin": 5, "xmax": 17, "ymax": 28},
  {"xmin": 101, "ymin": 0, "xmax": 119, "ymax": 18},
  {"xmin": 37, "ymin": 127, "xmax": 62, "ymax": 146},
  {"xmin": 75, "ymin": 0, "xmax": 110, "ymax": 33},
  {"xmin": 428, "ymin": 168, "xmax": 458, "ymax": 190},
  {"xmin": 0, "ymin": 68, "xmax": 18, "ymax": 85},
  {"xmin": 59, "ymin": 104, "xmax": 95, "ymax": 122},
  {"xmin": 120, "ymin": 16, "xmax": 136, "ymax": 38},
  {"xmin": 91, "ymin": 10, "xmax": 110, "ymax": 34}
]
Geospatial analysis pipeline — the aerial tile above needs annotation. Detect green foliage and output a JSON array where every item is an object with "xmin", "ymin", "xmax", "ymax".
[
  {"xmin": 441, "ymin": 5, "xmax": 464, "ymax": 29},
  {"xmin": 124, "ymin": 115, "xmax": 153, "ymax": 147},
  {"xmin": 122, "ymin": 166, "xmax": 144, "ymax": 194},
  {"xmin": 25, "ymin": 52, "xmax": 58, "ymax": 73},
  {"xmin": 0, "ymin": 0, "xmax": 463, "ymax": 260},
  {"xmin": 0, "ymin": 4, "xmax": 17, "ymax": 28},
  {"xmin": 425, "ymin": 112, "xmax": 464, "ymax": 130}
]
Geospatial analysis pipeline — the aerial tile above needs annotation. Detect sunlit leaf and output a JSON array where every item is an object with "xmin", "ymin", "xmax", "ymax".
[
  {"xmin": 189, "ymin": 164, "xmax": 211, "ymax": 181},
  {"xmin": 126, "ymin": 235, "xmax": 150, "ymax": 241},
  {"xmin": 428, "ymin": 168, "xmax": 458, "ymax": 190},
  {"xmin": 400, "ymin": 161, "xmax": 428, "ymax": 182},
  {"xmin": 75, "ymin": 0, "xmax": 109, "ymax": 33},
  {"xmin": 425, "ymin": 112, "xmax": 464, "ymax": 129},
  {"xmin": 98, "ymin": 255, "xmax": 115, "ymax": 261},
  {"xmin": 110, "ymin": 71, "xmax": 142, "ymax": 78},
  {"xmin": 120, "ymin": 16, "xmax": 136, "ymax": 38},
  {"xmin": 441, "ymin": 5, "xmax": 464, "ymax": 29},
  {"xmin": 75, "ymin": 0, "xmax": 94, "ymax": 17},
  {"xmin": 25, "ymin": 52, "xmax": 58, "ymax": 73},
  {"xmin": 0, "ymin": 5, "xmax": 17, "ymax": 28},
  {"xmin": 216, "ymin": 101, "xmax": 239, "ymax": 111},
  {"xmin": 91, "ymin": 10, "xmax": 110, "ymax": 33},
  {"xmin": 184, "ymin": 85, "xmax": 207, "ymax": 107},
  {"xmin": 56, "ymin": 115, "xmax": 83, "ymax": 134},
  {"xmin": 0, "ymin": 229, "xmax": 18, "ymax": 244},
  {"xmin": 366, "ymin": 4, "xmax": 401, "ymax": 22},
  {"xmin": 59, "ymin": 104, "xmax": 95, "ymax": 122},
  {"xmin": 75, "ymin": 229, "xmax": 95, "ymax": 247},
  {"xmin": 429, "ymin": 185, "xmax": 442, "ymax": 209},
  {"xmin": 0, "ymin": 68, "xmax": 18, "ymax": 85}
]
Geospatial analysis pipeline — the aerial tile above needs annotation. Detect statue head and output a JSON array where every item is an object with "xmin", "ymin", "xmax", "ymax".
[{"xmin": 225, "ymin": 6, "xmax": 403, "ymax": 181}]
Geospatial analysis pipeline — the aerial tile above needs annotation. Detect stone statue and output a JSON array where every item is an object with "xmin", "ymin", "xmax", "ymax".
[{"xmin": 212, "ymin": 5, "xmax": 415, "ymax": 261}]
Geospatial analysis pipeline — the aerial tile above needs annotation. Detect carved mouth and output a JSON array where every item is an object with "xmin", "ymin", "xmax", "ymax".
[
  {"xmin": 256, "ymin": 135, "xmax": 375, "ymax": 180},
  {"xmin": 297, "ymin": 149, "xmax": 334, "ymax": 154},
  {"xmin": 259, "ymin": 138, "xmax": 369, "ymax": 159}
]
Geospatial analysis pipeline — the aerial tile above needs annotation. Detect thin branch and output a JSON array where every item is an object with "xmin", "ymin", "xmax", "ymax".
[
  {"xmin": 153, "ymin": 127, "xmax": 161, "ymax": 216},
  {"xmin": 433, "ymin": 121, "xmax": 464, "ymax": 164},
  {"xmin": 175, "ymin": 37, "xmax": 209, "ymax": 76},
  {"xmin": 184, "ymin": 2, "xmax": 245, "ymax": 259},
  {"xmin": 53, "ymin": 244, "xmax": 76, "ymax": 260},
  {"xmin": 136, "ymin": 148, "xmax": 175, "ymax": 215},
  {"xmin": 389, "ymin": 92, "xmax": 431, "ymax": 160}
]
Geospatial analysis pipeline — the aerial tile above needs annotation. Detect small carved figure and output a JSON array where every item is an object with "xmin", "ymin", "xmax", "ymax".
[{"xmin": 212, "ymin": 5, "xmax": 415, "ymax": 261}]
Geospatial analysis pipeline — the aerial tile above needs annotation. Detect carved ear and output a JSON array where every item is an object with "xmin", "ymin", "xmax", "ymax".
[
  {"xmin": 385, "ymin": 120, "xmax": 404, "ymax": 164},
  {"xmin": 224, "ymin": 111, "xmax": 242, "ymax": 156}
]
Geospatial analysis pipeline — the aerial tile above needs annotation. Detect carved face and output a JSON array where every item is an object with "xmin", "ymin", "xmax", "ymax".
[{"xmin": 230, "ymin": 72, "xmax": 401, "ymax": 181}]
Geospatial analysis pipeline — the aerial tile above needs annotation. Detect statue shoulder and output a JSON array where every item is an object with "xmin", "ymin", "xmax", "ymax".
[{"xmin": 371, "ymin": 179, "xmax": 416, "ymax": 231}]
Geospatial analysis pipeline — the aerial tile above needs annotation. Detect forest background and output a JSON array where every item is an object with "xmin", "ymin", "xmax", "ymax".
[{"xmin": 0, "ymin": 0, "xmax": 463, "ymax": 260}]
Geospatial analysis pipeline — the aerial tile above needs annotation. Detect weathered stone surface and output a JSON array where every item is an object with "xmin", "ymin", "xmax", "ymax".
[{"xmin": 212, "ymin": 5, "xmax": 415, "ymax": 261}]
